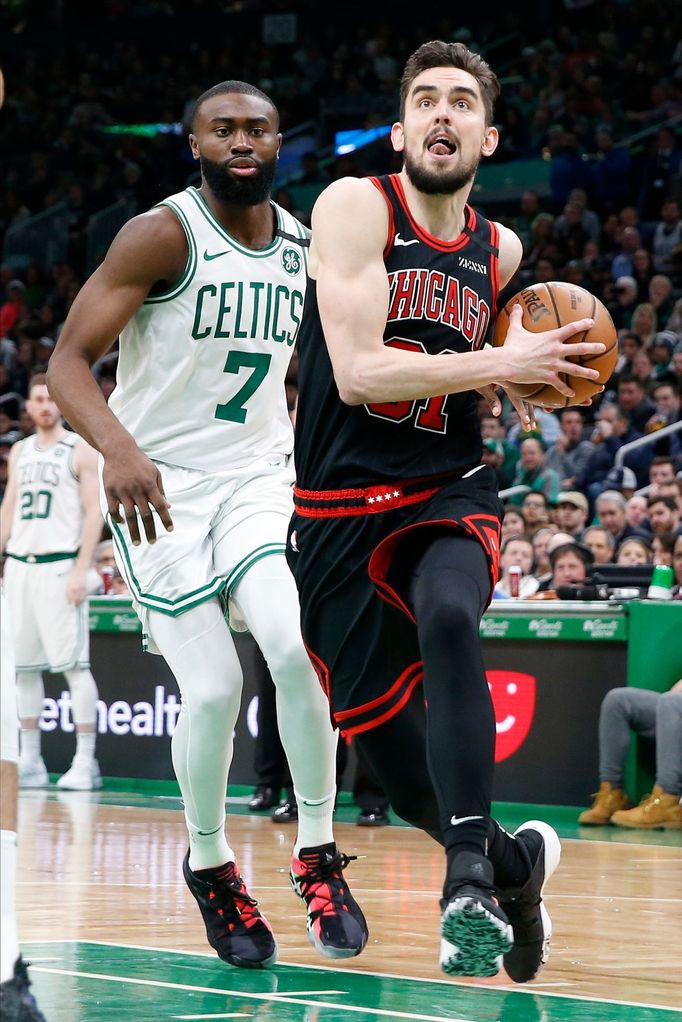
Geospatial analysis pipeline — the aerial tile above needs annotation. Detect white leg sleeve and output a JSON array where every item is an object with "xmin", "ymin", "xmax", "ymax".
[
  {"xmin": 15, "ymin": 671, "xmax": 44, "ymax": 723},
  {"xmin": 147, "ymin": 599, "xmax": 243, "ymax": 870},
  {"xmin": 232, "ymin": 555, "xmax": 337, "ymax": 849},
  {"xmin": 63, "ymin": 669, "xmax": 99, "ymax": 726},
  {"xmin": 1, "ymin": 591, "xmax": 19, "ymax": 764}
]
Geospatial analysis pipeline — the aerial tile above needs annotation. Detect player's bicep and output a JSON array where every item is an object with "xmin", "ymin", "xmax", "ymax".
[
  {"xmin": 74, "ymin": 443, "xmax": 102, "ymax": 514},
  {"xmin": 496, "ymin": 224, "xmax": 523, "ymax": 289}
]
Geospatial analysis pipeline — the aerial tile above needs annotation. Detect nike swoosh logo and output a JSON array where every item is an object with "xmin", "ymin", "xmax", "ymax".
[
  {"xmin": 449, "ymin": 815, "xmax": 485, "ymax": 826},
  {"xmin": 394, "ymin": 233, "xmax": 419, "ymax": 247},
  {"xmin": 203, "ymin": 248, "xmax": 231, "ymax": 261}
]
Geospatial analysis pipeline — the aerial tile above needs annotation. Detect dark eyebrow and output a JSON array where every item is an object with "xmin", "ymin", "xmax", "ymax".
[
  {"xmin": 208, "ymin": 115, "xmax": 271, "ymax": 126},
  {"xmin": 411, "ymin": 84, "xmax": 479, "ymax": 102}
]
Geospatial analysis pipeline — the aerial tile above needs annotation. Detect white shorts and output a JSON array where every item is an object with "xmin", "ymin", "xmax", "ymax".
[
  {"xmin": 103, "ymin": 455, "xmax": 294, "ymax": 632},
  {"xmin": 3, "ymin": 557, "xmax": 90, "ymax": 674}
]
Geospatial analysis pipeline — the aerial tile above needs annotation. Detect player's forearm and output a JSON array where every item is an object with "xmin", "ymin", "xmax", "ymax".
[
  {"xmin": 336, "ymin": 344, "xmax": 504, "ymax": 405},
  {"xmin": 47, "ymin": 353, "xmax": 136, "ymax": 457},
  {"xmin": 75, "ymin": 508, "xmax": 104, "ymax": 573},
  {"xmin": 0, "ymin": 495, "xmax": 15, "ymax": 553}
]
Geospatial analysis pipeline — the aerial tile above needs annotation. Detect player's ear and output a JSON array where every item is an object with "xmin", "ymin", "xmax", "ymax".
[
  {"xmin": 189, "ymin": 134, "xmax": 200, "ymax": 161},
  {"xmin": 391, "ymin": 122, "xmax": 405, "ymax": 153},
  {"xmin": 276, "ymin": 133, "xmax": 283, "ymax": 159},
  {"xmin": 481, "ymin": 126, "xmax": 498, "ymax": 158}
]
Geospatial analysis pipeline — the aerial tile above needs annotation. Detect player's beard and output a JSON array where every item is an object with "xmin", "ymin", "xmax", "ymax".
[
  {"xmin": 403, "ymin": 146, "xmax": 480, "ymax": 196},
  {"xmin": 200, "ymin": 153, "xmax": 278, "ymax": 206}
]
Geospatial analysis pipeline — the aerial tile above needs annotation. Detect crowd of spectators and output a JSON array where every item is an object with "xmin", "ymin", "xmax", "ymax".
[{"xmin": 1, "ymin": 0, "xmax": 681, "ymax": 587}]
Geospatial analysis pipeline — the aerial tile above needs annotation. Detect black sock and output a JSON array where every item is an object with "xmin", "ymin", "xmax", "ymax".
[{"xmin": 486, "ymin": 819, "xmax": 532, "ymax": 888}]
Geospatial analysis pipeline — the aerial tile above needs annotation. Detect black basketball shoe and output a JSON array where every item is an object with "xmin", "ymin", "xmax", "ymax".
[
  {"xmin": 290, "ymin": 842, "xmax": 368, "ymax": 958},
  {"xmin": 0, "ymin": 958, "xmax": 48, "ymax": 1021},
  {"xmin": 497, "ymin": 820, "xmax": 561, "ymax": 983},
  {"xmin": 182, "ymin": 852, "xmax": 278, "ymax": 967},
  {"xmin": 440, "ymin": 852, "xmax": 512, "ymax": 977}
]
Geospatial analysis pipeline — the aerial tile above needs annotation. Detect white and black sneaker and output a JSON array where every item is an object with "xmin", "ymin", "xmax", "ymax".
[
  {"xmin": 497, "ymin": 820, "xmax": 562, "ymax": 983},
  {"xmin": 439, "ymin": 852, "xmax": 512, "ymax": 977}
]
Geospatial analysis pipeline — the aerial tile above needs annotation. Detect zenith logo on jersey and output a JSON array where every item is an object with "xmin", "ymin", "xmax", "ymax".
[
  {"xmin": 458, "ymin": 256, "xmax": 488, "ymax": 275},
  {"xmin": 387, "ymin": 268, "xmax": 491, "ymax": 348},
  {"xmin": 393, "ymin": 233, "xmax": 419, "ymax": 247}
]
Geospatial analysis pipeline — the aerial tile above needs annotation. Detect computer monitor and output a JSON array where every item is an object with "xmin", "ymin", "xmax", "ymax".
[{"xmin": 589, "ymin": 563, "xmax": 655, "ymax": 587}]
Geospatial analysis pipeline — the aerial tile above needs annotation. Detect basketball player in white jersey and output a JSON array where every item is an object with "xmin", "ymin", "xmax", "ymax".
[
  {"xmin": 0, "ymin": 375, "xmax": 103, "ymax": 792},
  {"xmin": 47, "ymin": 81, "xmax": 367, "ymax": 968}
]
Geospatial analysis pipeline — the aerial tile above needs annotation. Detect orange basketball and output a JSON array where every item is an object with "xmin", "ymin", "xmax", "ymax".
[{"xmin": 492, "ymin": 281, "xmax": 617, "ymax": 408}]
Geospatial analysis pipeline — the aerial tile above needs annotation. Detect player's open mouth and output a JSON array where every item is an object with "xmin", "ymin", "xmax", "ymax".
[{"xmin": 426, "ymin": 136, "xmax": 457, "ymax": 157}]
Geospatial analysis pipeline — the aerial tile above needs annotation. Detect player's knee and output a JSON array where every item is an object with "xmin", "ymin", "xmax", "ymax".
[
  {"xmin": 417, "ymin": 591, "xmax": 478, "ymax": 643},
  {"xmin": 601, "ymin": 687, "xmax": 629, "ymax": 717},
  {"xmin": 262, "ymin": 631, "xmax": 310, "ymax": 687}
]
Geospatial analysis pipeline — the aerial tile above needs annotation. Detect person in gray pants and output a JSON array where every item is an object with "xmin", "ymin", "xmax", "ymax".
[{"xmin": 579, "ymin": 681, "xmax": 682, "ymax": 829}]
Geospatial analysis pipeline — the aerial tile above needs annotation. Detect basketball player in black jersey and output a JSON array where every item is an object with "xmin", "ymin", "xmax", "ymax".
[{"xmin": 289, "ymin": 41, "xmax": 606, "ymax": 981}]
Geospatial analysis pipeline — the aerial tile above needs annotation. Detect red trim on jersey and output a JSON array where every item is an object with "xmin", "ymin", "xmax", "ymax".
[
  {"xmin": 391, "ymin": 175, "xmax": 475, "ymax": 252},
  {"xmin": 340, "ymin": 671, "xmax": 424, "ymax": 736},
  {"xmin": 304, "ymin": 642, "xmax": 331, "ymax": 701},
  {"xmin": 369, "ymin": 177, "xmax": 396, "ymax": 258},
  {"xmin": 489, "ymin": 220, "xmax": 500, "ymax": 310},
  {"xmin": 294, "ymin": 485, "xmax": 441, "ymax": 518},
  {"xmin": 334, "ymin": 660, "xmax": 423, "ymax": 721},
  {"xmin": 367, "ymin": 513, "xmax": 501, "ymax": 621}
]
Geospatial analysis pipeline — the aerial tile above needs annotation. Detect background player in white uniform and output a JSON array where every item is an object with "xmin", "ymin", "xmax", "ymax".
[
  {"xmin": 0, "ymin": 375, "xmax": 103, "ymax": 792},
  {"xmin": 47, "ymin": 81, "xmax": 367, "ymax": 969}
]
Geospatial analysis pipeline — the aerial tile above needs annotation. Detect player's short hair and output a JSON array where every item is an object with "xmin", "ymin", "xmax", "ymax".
[
  {"xmin": 400, "ymin": 40, "xmax": 500, "ymax": 124},
  {"xmin": 647, "ymin": 493, "xmax": 677, "ymax": 511},
  {"xmin": 190, "ymin": 80, "xmax": 279, "ymax": 133},
  {"xmin": 28, "ymin": 373, "xmax": 48, "ymax": 395}
]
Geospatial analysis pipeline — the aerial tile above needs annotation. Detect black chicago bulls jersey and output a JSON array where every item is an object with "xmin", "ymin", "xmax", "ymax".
[{"xmin": 294, "ymin": 173, "xmax": 500, "ymax": 489}]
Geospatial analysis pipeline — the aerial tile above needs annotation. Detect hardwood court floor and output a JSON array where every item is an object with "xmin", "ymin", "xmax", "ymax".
[{"xmin": 16, "ymin": 789, "xmax": 682, "ymax": 1022}]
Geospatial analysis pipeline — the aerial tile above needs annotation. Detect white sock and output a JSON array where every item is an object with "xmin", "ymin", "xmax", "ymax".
[
  {"xmin": 75, "ymin": 731, "xmax": 96, "ymax": 763},
  {"xmin": 1, "ymin": 830, "xmax": 18, "ymax": 983},
  {"xmin": 187, "ymin": 818, "xmax": 235, "ymax": 873},
  {"xmin": 19, "ymin": 728, "xmax": 41, "ymax": 763},
  {"xmin": 294, "ymin": 790, "xmax": 336, "ymax": 855}
]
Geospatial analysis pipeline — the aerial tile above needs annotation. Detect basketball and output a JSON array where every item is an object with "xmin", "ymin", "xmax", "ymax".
[{"xmin": 492, "ymin": 281, "xmax": 618, "ymax": 408}]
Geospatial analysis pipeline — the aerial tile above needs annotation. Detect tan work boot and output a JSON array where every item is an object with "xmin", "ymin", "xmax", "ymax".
[
  {"xmin": 611, "ymin": 785, "xmax": 682, "ymax": 830},
  {"xmin": 578, "ymin": 782, "xmax": 631, "ymax": 825}
]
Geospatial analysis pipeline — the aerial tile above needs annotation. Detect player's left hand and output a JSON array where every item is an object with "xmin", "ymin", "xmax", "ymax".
[
  {"xmin": 477, "ymin": 383, "xmax": 536, "ymax": 431},
  {"xmin": 66, "ymin": 567, "xmax": 88, "ymax": 606}
]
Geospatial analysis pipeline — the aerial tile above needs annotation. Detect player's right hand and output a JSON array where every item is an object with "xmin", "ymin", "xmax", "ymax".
[
  {"xmin": 103, "ymin": 443, "xmax": 173, "ymax": 545},
  {"xmin": 500, "ymin": 304, "xmax": 606, "ymax": 399}
]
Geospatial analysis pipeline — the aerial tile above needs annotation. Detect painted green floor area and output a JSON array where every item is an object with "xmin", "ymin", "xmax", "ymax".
[
  {"xmin": 41, "ymin": 778, "xmax": 682, "ymax": 847},
  {"xmin": 24, "ymin": 941, "xmax": 682, "ymax": 1022}
]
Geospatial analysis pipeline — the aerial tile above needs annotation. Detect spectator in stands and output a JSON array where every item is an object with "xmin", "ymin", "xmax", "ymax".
[
  {"xmin": 596, "ymin": 489, "xmax": 638, "ymax": 547},
  {"xmin": 617, "ymin": 375, "xmax": 656, "ymax": 434},
  {"xmin": 638, "ymin": 127, "xmax": 682, "ymax": 221},
  {"xmin": 650, "ymin": 383, "xmax": 681, "ymax": 439},
  {"xmin": 652, "ymin": 530, "xmax": 677, "ymax": 566},
  {"xmin": 610, "ymin": 278, "xmax": 639, "ymax": 331},
  {"xmin": 500, "ymin": 506, "xmax": 527, "ymax": 544},
  {"xmin": 611, "ymin": 226, "xmax": 641, "ymax": 281},
  {"xmin": 673, "ymin": 341, "xmax": 682, "ymax": 379},
  {"xmin": 649, "ymin": 456, "xmax": 678, "ymax": 494},
  {"xmin": 578, "ymin": 681, "xmax": 682, "ymax": 830},
  {"xmin": 521, "ymin": 490, "xmax": 556, "ymax": 536},
  {"xmin": 481, "ymin": 438, "xmax": 506, "ymax": 488},
  {"xmin": 480, "ymin": 414, "xmax": 518, "ymax": 488},
  {"xmin": 544, "ymin": 408, "xmax": 594, "ymax": 489},
  {"xmin": 602, "ymin": 465, "xmax": 638, "ymax": 502},
  {"xmin": 513, "ymin": 190, "xmax": 541, "ymax": 251},
  {"xmin": 649, "ymin": 332, "xmax": 678, "ymax": 386},
  {"xmin": 631, "ymin": 249, "xmax": 654, "ymax": 303},
  {"xmin": 674, "ymin": 534, "xmax": 682, "ymax": 588},
  {"xmin": 631, "ymin": 347, "xmax": 655, "ymax": 389},
  {"xmin": 652, "ymin": 200, "xmax": 681, "ymax": 276},
  {"xmin": 649, "ymin": 275, "xmax": 675, "ymax": 330},
  {"xmin": 493, "ymin": 537, "xmax": 539, "ymax": 599},
  {"xmin": 580, "ymin": 403, "xmax": 648, "ymax": 498},
  {"xmin": 554, "ymin": 491, "xmax": 588, "ymax": 539},
  {"xmin": 615, "ymin": 536, "xmax": 651, "ymax": 565},
  {"xmin": 629, "ymin": 302, "xmax": 657, "ymax": 347},
  {"xmin": 0, "ymin": 281, "xmax": 28, "ymax": 339},
  {"xmin": 546, "ymin": 540, "xmax": 593, "ymax": 590},
  {"xmin": 625, "ymin": 494, "xmax": 649, "ymax": 531},
  {"xmin": 583, "ymin": 525, "xmax": 616, "ymax": 565},
  {"xmin": 647, "ymin": 494, "xmax": 680, "ymax": 536},
  {"xmin": 510, "ymin": 438, "xmax": 560, "ymax": 508},
  {"xmin": 613, "ymin": 332, "xmax": 642, "ymax": 382}
]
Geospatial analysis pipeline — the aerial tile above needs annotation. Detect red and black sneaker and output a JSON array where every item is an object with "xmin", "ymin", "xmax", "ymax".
[
  {"xmin": 182, "ymin": 852, "xmax": 278, "ymax": 968},
  {"xmin": 290, "ymin": 842, "xmax": 368, "ymax": 959}
]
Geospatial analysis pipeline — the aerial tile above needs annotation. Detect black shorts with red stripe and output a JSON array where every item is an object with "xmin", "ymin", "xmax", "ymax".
[{"xmin": 286, "ymin": 464, "xmax": 503, "ymax": 737}]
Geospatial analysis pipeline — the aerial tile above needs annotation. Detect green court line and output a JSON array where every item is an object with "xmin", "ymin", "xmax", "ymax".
[
  {"xmin": 23, "ymin": 941, "xmax": 681, "ymax": 1022},
  {"xmin": 39, "ymin": 778, "xmax": 682, "ymax": 846}
]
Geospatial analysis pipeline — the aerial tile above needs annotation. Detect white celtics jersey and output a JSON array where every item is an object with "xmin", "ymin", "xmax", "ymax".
[
  {"xmin": 5, "ymin": 433, "xmax": 83, "ymax": 556},
  {"xmin": 109, "ymin": 187, "xmax": 309, "ymax": 472}
]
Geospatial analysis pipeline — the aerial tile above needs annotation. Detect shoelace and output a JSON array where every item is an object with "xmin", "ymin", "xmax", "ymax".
[
  {"xmin": 296, "ymin": 851, "xmax": 357, "ymax": 919},
  {"xmin": 206, "ymin": 872, "xmax": 261, "ymax": 925}
]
